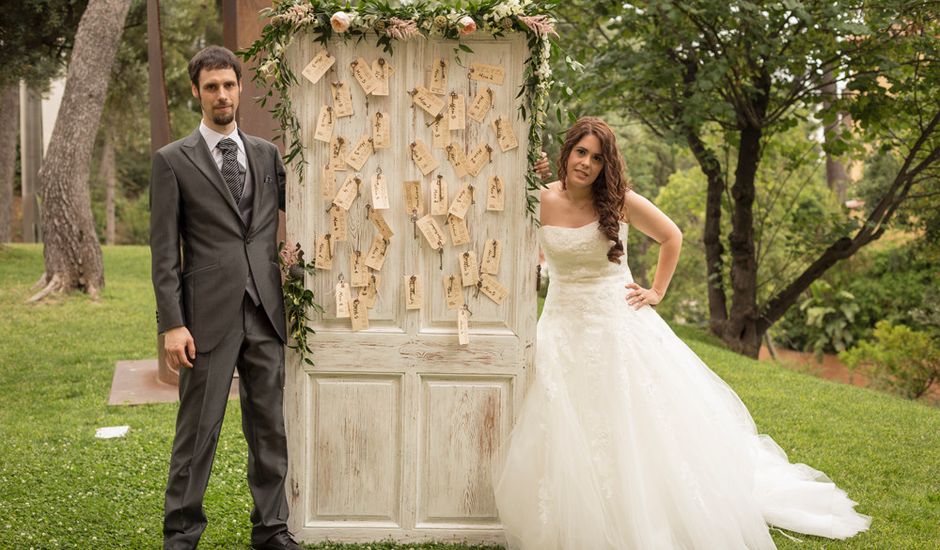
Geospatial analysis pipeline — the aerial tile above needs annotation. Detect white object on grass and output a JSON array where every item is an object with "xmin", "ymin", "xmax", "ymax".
[{"xmin": 95, "ymin": 425, "xmax": 130, "ymax": 439}]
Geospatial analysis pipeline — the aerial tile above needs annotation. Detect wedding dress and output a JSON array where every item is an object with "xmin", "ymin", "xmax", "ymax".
[{"xmin": 494, "ymin": 221, "xmax": 870, "ymax": 550}]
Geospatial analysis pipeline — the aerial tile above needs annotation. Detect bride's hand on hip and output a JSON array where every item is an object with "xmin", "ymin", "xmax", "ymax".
[{"xmin": 625, "ymin": 282, "xmax": 661, "ymax": 309}]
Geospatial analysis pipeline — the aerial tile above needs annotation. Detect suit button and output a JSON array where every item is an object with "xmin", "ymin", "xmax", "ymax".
[{"xmin": 245, "ymin": 238, "xmax": 252, "ymax": 244}]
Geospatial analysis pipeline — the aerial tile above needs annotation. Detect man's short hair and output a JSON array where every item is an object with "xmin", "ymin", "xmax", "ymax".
[{"xmin": 188, "ymin": 46, "xmax": 242, "ymax": 87}]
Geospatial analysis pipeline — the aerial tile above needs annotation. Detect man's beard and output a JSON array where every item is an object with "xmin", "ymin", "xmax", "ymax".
[{"xmin": 212, "ymin": 110, "xmax": 234, "ymax": 126}]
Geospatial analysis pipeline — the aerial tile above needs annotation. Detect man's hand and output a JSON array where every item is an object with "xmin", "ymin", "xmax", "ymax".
[
  {"xmin": 534, "ymin": 151, "xmax": 552, "ymax": 182},
  {"xmin": 164, "ymin": 326, "xmax": 196, "ymax": 369}
]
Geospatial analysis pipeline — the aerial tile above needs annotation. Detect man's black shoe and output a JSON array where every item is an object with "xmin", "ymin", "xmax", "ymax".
[{"xmin": 252, "ymin": 530, "xmax": 304, "ymax": 550}]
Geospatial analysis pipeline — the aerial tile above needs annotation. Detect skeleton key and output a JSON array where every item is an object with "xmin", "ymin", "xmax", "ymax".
[
  {"xmin": 438, "ymin": 246, "xmax": 444, "ymax": 270},
  {"xmin": 411, "ymin": 210, "xmax": 419, "ymax": 239}
]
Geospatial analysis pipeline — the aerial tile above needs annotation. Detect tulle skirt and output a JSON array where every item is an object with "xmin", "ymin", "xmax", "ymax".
[{"xmin": 494, "ymin": 275, "xmax": 870, "ymax": 549}]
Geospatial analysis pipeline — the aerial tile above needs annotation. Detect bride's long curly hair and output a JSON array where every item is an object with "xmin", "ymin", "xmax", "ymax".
[{"xmin": 557, "ymin": 117, "xmax": 631, "ymax": 264}]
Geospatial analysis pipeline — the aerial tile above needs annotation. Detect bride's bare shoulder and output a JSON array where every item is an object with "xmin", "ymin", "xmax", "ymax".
[
  {"xmin": 540, "ymin": 181, "xmax": 566, "ymax": 225},
  {"xmin": 540, "ymin": 181, "xmax": 564, "ymax": 203}
]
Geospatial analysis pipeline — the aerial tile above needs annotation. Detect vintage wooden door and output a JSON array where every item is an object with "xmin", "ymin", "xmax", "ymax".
[{"xmin": 283, "ymin": 34, "xmax": 537, "ymax": 544}]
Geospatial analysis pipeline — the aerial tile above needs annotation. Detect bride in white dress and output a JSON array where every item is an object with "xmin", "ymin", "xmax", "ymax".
[{"xmin": 493, "ymin": 117, "xmax": 870, "ymax": 549}]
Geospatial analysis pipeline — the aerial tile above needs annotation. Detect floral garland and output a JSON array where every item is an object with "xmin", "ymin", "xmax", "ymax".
[
  {"xmin": 240, "ymin": 0, "xmax": 559, "ymax": 219},
  {"xmin": 278, "ymin": 241, "xmax": 324, "ymax": 366}
]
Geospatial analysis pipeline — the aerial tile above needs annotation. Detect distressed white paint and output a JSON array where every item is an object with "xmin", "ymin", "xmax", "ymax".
[{"xmin": 283, "ymin": 33, "xmax": 537, "ymax": 545}]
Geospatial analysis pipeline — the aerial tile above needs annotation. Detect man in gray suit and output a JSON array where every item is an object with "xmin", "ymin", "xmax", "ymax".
[{"xmin": 150, "ymin": 46, "xmax": 301, "ymax": 550}]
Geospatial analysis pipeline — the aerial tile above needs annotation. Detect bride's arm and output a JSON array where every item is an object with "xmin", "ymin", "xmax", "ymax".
[{"xmin": 622, "ymin": 190, "xmax": 682, "ymax": 308}]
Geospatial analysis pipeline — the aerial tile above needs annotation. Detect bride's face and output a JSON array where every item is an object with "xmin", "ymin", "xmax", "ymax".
[{"xmin": 565, "ymin": 134, "xmax": 604, "ymax": 189}]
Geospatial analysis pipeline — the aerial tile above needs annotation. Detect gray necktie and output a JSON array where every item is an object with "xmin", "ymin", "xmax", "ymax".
[{"xmin": 217, "ymin": 137, "xmax": 243, "ymax": 204}]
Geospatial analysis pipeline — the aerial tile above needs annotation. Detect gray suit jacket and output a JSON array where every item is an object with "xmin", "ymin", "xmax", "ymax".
[{"xmin": 150, "ymin": 128, "xmax": 287, "ymax": 353}]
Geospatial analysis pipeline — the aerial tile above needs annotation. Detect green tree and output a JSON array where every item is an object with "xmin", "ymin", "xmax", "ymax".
[{"xmin": 554, "ymin": 1, "xmax": 940, "ymax": 356}]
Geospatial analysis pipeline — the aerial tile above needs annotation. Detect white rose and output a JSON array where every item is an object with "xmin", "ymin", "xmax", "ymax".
[{"xmin": 330, "ymin": 11, "xmax": 351, "ymax": 33}]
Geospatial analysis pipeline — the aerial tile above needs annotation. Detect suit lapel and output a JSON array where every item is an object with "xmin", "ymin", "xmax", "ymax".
[
  {"xmin": 241, "ymin": 130, "xmax": 266, "ymax": 235},
  {"xmin": 181, "ymin": 128, "xmax": 243, "ymax": 225}
]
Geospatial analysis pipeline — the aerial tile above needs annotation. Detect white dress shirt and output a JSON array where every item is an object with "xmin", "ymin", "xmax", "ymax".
[{"xmin": 199, "ymin": 121, "xmax": 247, "ymax": 172}]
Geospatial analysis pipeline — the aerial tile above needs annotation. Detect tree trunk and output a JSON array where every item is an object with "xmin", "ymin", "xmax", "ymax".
[
  {"xmin": 30, "ymin": 0, "xmax": 131, "ymax": 302},
  {"xmin": 685, "ymin": 129, "xmax": 729, "ymax": 336},
  {"xmin": 723, "ymin": 123, "xmax": 764, "ymax": 357},
  {"xmin": 821, "ymin": 69, "xmax": 850, "ymax": 204},
  {"xmin": 0, "ymin": 85, "xmax": 18, "ymax": 243},
  {"xmin": 99, "ymin": 129, "xmax": 117, "ymax": 245}
]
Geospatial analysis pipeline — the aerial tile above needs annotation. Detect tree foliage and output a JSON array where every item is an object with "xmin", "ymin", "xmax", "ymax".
[
  {"xmin": 553, "ymin": 0, "xmax": 940, "ymax": 356},
  {"xmin": 0, "ymin": 0, "xmax": 89, "ymax": 87}
]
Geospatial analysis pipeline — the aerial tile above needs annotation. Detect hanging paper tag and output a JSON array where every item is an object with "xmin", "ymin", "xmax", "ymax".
[
  {"xmin": 412, "ymin": 85, "xmax": 445, "ymax": 116},
  {"xmin": 370, "ymin": 172, "xmax": 390, "ymax": 209},
  {"xmin": 405, "ymin": 275, "xmax": 423, "ymax": 310},
  {"xmin": 431, "ymin": 175, "xmax": 448, "ymax": 216},
  {"xmin": 335, "ymin": 280, "xmax": 352, "ymax": 318},
  {"xmin": 444, "ymin": 275, "xmax": 464, "ymax": 310},
  {"xmin": 482, "ymin": 238, "xmax": 502, "ymax": 274},
  {"xmin": 329, "ymin": 136, "xmax": 348, "ymax": 171},
  {"xmin": 315, "ymin": 234, "xmax": 333, "ymax": 270},
  {"xmin": 469, "ymin": 62, "xmax": 506, "ymax": 85},
  {"xmin": 479, "ymin": 274, "xmax": 508, "ymax": 305},
  {"xmin": 404, "ymin": 180, "xmax": 424, "ymax": 215},
  {"xmin": 416, "ymin": 215, "xmax": 445, "ymax": 250},
  {"xmin": 447, "ymin": 92, "xmax": 466, "ymax": 130},
  {"xmin": 350, "ymin": 250, "xmax": 369, "ymax": 287},
  {"xmin": 332, "ymin": 174, "xmax": 360, "ymax": 211},
  {"xmin": 459, "ymin": 250, "xmax": 479, "ymax": 287},
  {"xmin": 457, "ymin": 306, "xmax": 470, "ymax": 345},
  {"xmin": 445, "ymin": 142, "xmax": 469, "ymax": 178},
  {"xmin": 493, "ymin": 115, "xmax": 519, "ymax": 152},
  {"xmin": 350, "ymin": 57, "xmax": 379, "ymax": 95},
  {"xmin": 302, "ymin": 50, "xmax": 335, "ymax": 84},
  {"xmin": 373, "ymin": 112, "xmax": 391, "ymax": 149},
  {"xmin": 328, "ymin": 205, "xmax": 348, "ymax": 241},
  {"xmin": 466, "ymin": 142, "xmax": 493, "ymax": 177},
  {"xmin": 359, "ymin": 274, "xmax": 380, "ymax": 308},
  {"xmin": 410, "ymin": 139, "xmax": 439, "ymax": 176},
  {"xmin": 371, "ymin": 58, "xmax": 392, "ymax": 96},
  {"xmin": 468, "ymin": 87, "xmax": 493, "ymax": 123},
  {"xmin": 364, "ymin": 235, "xmax": 390, "ymax": 270},
  {"xmin": 448, "ymin": 184, "xmax": 473, "ymax": 219},
  {"xmin": 429, "ymin": 58, "xmax": 447, "ymax": 95},
  {"xmin": 320, "ymin": 163, "xmax": 336, "ymax": 200},
  {"xmin": 345, "ymin": 135, "xmax": 374, "ymax": 171},
  {"xmin": 331, "ymin": 81, "xmax": 354, "ymax": 117},
  {"xmin": 350, "ymin": 298, "xmax": 369, "ymax": 331},
  {"xmin": 448, "ymin": 214, "xmax": 470, "ymax": 246},
  {"xmin": 314, "ymin": 105, "xmax": 334, "ymax": 143},
  {"xmin": 368, "ymin": 206, "xmax": 394, "ymax": 239},
  {"xmin": 486, "ymin": 175, "xmax": 505, "ymax": 211},
  {"xmin": 430, "ymin": 114, "xmax": 449, "ymax": 149}
]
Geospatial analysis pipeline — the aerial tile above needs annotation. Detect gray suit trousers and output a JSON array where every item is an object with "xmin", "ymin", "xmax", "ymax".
[{"xmin": 163, "ymin": 293, "xmax": 288, "ymax": 549}]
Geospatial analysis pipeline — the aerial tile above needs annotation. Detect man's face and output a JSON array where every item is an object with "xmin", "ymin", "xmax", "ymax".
[{"xmin": 192, "ymin": 67, "xmax": 241, "ymax": 128}]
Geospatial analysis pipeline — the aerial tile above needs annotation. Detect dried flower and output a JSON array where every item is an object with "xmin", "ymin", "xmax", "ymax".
[
  {"xmin": 501, "ymin": 17, "xmax": 514, "ymax": 30},
  {"xmin": 330, "ymin": 11, "xmax": 351, "ymax": 33},
  {"xmin": 374, "ymin": 20, "xmax": 387, "ymax": 32},
  {"xmin": 518, "ymin": 14, "xmax": 557, "ymax": 38},
  {"xmin": 386, "ymin": 17, "xmax": 420, "ymax": 40},
  {"xmin": 457, "ymin": 15, "xmax": 477, "ymax": 36},
  {"xmin": 279, "ymin": 241, "xmax": 302, "ymax": 280},
  {"xmin": 271, "ymin": 3, "xmax": 314, "ymax": 27},
  {"xmin": 433, "ymin": 15, "xmax": 448, "ymax": 32}
]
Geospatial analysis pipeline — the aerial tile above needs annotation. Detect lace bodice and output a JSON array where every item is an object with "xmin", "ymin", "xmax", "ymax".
[{"xmin": 539, "ymin": 220, "xmax": 630, "ymax": 284}]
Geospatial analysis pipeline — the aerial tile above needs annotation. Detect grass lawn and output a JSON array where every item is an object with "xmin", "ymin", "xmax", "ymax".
[{"xmin": 1, "ymin": 243, "xmax": 938, "ymax": 548}]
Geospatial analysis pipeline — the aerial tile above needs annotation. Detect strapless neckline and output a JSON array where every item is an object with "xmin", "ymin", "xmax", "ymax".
[{"xmin": 540, "ymin": 220, "xmax": 600, "ymax": 231}]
